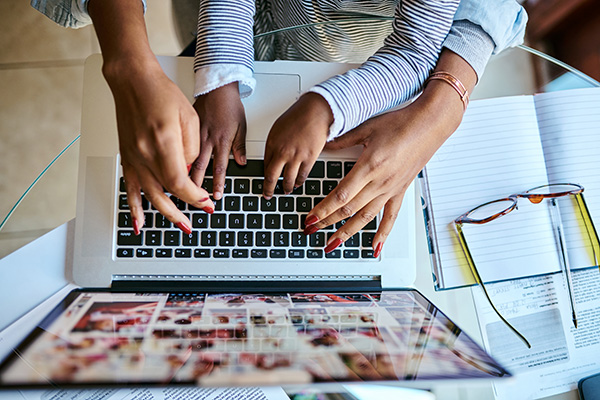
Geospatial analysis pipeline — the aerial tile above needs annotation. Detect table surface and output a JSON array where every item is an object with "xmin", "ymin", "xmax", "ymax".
[{"xmin": 0, "ymin": 23, "xmax": 599, "ymax": 399}]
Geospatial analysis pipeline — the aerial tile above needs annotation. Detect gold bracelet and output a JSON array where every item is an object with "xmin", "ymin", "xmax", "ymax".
[{"xmin": 425, "ymin": 71, "xmax": 469, "ymax": 110}]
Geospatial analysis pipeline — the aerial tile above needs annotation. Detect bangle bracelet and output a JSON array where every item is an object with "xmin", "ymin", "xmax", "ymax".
[{"xmin": 425, "ymin": 71, "xmax": 469, "ymax": 110}]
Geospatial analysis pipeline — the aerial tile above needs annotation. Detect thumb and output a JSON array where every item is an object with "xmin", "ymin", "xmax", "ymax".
[{"xmin": 324, "ymin": 124, "xmax": 370, "ymax": 151}]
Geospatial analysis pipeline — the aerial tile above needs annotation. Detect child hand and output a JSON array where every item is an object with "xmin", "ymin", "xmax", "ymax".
[
  {"xmin": 192, "ymin": 82, "xmax": 247, "ymax": 200},
  {"xmin": 263, "ymin": 93, "xmax": 333, "ymax": 197}
]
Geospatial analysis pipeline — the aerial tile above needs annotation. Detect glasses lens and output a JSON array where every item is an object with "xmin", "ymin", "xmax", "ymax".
[
  {"xmin": 465, "ymin": 199, "xmax": 515, "ymax": 223},
  {"xmin": 523, "ymin": 183, "xmax": 582, "ymax": 203}
]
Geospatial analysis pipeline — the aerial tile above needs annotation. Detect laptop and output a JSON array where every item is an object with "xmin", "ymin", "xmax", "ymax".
[{"xmin": 0, "ymin": 55, "xmax": 510, "ymax": 388}]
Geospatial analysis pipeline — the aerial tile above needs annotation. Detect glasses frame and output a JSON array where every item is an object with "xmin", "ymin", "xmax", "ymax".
[{"xmin": 454, "ymin": 183, "xmax": 600, "ymax": 348}]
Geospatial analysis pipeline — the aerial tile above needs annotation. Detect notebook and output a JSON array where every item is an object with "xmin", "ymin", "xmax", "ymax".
[
  {"xmin": 0, "ymin": 55, "xmax": 511, "ymax": 388},
  {"xmin": 70, "ymin": 54, "xmax": 417, "ymax": 290}
]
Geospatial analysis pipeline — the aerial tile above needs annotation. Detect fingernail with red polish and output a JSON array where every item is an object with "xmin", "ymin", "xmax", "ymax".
[
  {"xmin": 325, "ymin": 238, "xmax": 343, "ymax": 254},
  {"xmin": 133, "ymin": 218, "xmax": 141, "ymax": 236},
  {"xmin": 176, "ymin": 222, "xmax": 192, "ymax": 235},
  {"xmin": 202, "ymin": 206, "xmax": 214, "ymax": 214},
  {"xmin": 198, "ymin": 197, "xmax": 209, "ymax": 203},
  {"xmin": 187, "ymin": 164, "xmax": 193, "ymax": 173},
  {"xmin": 304, "ymin": 225, "xmax": 319, "ymax": 236},
  {"xmin": 374, "ymin": 242, "xmax": 383, "ymax": 258},
  {"xmin": 305, "ymin": 215, "xmax": 319, "ymax": 226}
]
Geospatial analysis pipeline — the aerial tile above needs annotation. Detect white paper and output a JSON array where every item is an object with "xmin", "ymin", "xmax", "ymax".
[{"xmin": 471, "ymin": 268, "xmax": 600, "ymax": 399}]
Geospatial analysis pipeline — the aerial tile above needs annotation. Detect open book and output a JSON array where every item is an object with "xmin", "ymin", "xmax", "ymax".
[{"xmin": 421, "ymin": 87, "xmax": 600, "ymax": 290}]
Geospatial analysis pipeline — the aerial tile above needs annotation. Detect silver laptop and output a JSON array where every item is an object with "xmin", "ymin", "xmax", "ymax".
[{"xmin": 72, "ymin": 54, "xmax": 416, "ymax": 290}]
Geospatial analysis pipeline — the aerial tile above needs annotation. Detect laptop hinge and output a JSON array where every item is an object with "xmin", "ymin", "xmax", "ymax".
[{"xmin": 111, "ymin": 275, "xmax": 382, "ymax": 293}]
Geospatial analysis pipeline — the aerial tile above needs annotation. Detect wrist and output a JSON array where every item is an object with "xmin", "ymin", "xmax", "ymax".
[
  {"xmin": 300, "ymin": 92, "xmax": 334, "ymax": 127},
  {"xmin": 102, "ymin": 54, "xmax": 162, "ymax": 89}
]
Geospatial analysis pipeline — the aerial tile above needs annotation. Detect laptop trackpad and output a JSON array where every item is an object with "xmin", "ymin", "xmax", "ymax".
[{"xmin": 243, "ymin": 73, "xmax": 301, "ymax": 142}]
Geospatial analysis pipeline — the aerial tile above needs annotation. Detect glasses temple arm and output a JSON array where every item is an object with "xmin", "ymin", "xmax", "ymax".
[
  {"xmin": 454, "ymin": 223, "xmax": 532, "ymax": 349},
  {"xmin": 574, "ymin": 193, "xmax": 600, "ymax": 269}
]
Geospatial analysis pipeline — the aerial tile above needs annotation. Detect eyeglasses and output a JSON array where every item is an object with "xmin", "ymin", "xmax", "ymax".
[{"xmin": 454, "ymin": 183, "xmax": 600, "ymax": 348}]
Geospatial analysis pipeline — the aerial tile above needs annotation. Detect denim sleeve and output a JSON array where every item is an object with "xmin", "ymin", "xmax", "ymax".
[{"xmin": 31, "ymin": 0, "xmax": 147, "ymax": 28}]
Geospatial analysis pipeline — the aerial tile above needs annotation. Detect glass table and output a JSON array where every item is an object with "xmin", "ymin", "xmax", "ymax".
[{"xmin": 0, "ymin": 19, "xmax": 598, "ymax": 400}]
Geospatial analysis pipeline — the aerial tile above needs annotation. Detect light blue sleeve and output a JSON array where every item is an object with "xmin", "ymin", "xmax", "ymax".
[{"xmin": 31, "ymin": 0, "xmax": 147, "ymax": 28}]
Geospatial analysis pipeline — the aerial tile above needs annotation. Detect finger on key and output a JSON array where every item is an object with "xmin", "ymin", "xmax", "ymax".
[
  {"xmin": 263, "ymin": 158, "xmax": 285, "ymax": 199},
  {"xmin": 122, "ymin": 164, "xmax": 144, "ymax": 235},
  {"xmin": 231, "ymin": 124, "xmax": 247, "ymax": 166},
  {"xmin": 294, "ymin": 161, "xmax": 313, "ymax": 189},
  {"xmin": 190, "ymin": 141, "xmax": 213, "ymax": 189},
  {"xmin": 211, "ymin": 141, "xmax": 231, "ymax": 201},
  {"xmin": 282, "ymin": 162, "xmax": 301, "ymax": 195}
]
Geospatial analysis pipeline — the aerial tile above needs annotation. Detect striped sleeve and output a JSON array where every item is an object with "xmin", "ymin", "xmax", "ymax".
[
  {"xmin": 310, "ymin": 0, "xmax": 459, "ymax": 140},
  {"xmin": 193, "ymin": 0, "xmax": 256, "ymax": 97}
]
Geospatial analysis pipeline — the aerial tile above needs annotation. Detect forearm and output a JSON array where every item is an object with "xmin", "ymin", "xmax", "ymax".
[{"xmin": 87, "ymin": 0, "xmax": 159, "ymax": 85}]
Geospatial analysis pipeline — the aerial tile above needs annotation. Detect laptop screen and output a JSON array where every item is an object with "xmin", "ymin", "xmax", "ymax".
[{"xmin": 0, "ymin": 289, "xmax": 509, "ymax": 388}]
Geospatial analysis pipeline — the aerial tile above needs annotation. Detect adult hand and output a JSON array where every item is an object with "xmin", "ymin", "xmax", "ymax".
[
  {"xmin": 191, "ymin": 82, "xmax": 247, "ymax": 200},
  {"xmin": 303, "ymin": 89, "xmax": 464, "ymax": 256},
  {"xmin": 109, "ymin": 61, "xmax": 213, "ymax": 235},
  {"xmin": 263, "ymin": 93, "xmax": 333, "ymax": 197}
]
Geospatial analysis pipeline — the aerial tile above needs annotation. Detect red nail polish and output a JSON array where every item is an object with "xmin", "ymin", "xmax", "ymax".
[
  {"xmin": 305, "ymin": 215, "xmax": 319, "ymax": 226},
  {"xmin": 304, "ymin": 225, "xmax": 319, "ymax": 236},
  {"xmin": 202, "ymin": 206, "xmax": 214, "ymax": 214},
  {"xmin": 187, "ymin": 164, "xmax": 193, "ymax": 173},
  {"xmin": 133, "ymin": 218, "xmax": 140, "ymax": 236},
  {"xmin": 176, "ymin": 222, "xmax": 192, "ymax": 235},
  {"xmin": 374, "ymin": 242, "xmax": 383, "ymax": 258},
  {"xmin": 198, "ymin": 197, "xmax": 209, "ymax": 203},
  {"xmin": 325, "ymin": 238, "xmax": 343, "ymax": 253}
]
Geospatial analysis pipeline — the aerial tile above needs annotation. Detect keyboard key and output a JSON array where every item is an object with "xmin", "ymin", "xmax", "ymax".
[
  {"xmin": 362, "ymin": 232, "xmax": 375, "ymax": 248},
  {"xmin": 313, "ymin": 197, "xmax": 325, "ymax": 206},
  {"xmin": 210, "ymin": 214, "xmax": 226, "ymax": 228},
  {"xmin": 117, "ymin": 248, "xmax": 134, "ymax": 258},
  {"xmin": 265, "ymin": 214, "xmax": 280, "ymax": 229},
  {"xmin": 118, "ymin": 194, "xmax": 129, "ymax": 210},
  {"xmin": 170, "ymin": 195, "xmax": 186, "ymax": 210},
  {"xmin": 274, "ymin": 232, "xmax": 289, "ymax": 247},
  {"xmin": 136, "ymin": 248, "xmax": 153, "ymax": 258},
  {"xmin": 362, "ymin": 249, "xmax": 375, "ymax": 258},
  {"xmin": 305, "ymin": 180, "xmax": 320, "ymax": 195},
  {"xmin": 120, "ymin": 177, "xmax": 126, "ymax": 192},
  {"xmin": 291, "ymin": 232, "xmax": 307, "ymax": 247},
  {"xmin": 292, "ymin": 185, "xmax": 303, "ymax": 195},
  {"xmin": 234, "ymin": 179, "xmax": 250, "ymax": 193},
  {"xmin": 182, "ymin": 232, "xmax": 198, "ymax": 246},
  {"xmin": 336, "ymin": 219, "xmax": 347, "ymax": 229},
  {"xmin": 145, "ymin": 231, "xmax": 161, "ymax": 246},
  {"xmin": 242, "ymin": 196, "xmax": 259, "ymax": 211},
  {"xmin": 224, "ymin": 196, "xmax": 241, "ymax": 211},
  {"xmin": 344, "ymin": 162, "xmax": 355, "ymax": 176},
  {"xmin": 118, "ymin": 212, "xmax": 132, "ymax": 228},
  {"xmin": 164, "ymin": 231, "xmax": 180, "ymax": 246},
  {"xmin": 202, "ymin": 178, "xmax": 213, "ymax": 193},
  {"xmin": 364, "ymin": 217, "xmax": 377, "ymax": 230},
  {"xmin": 296, "ymin": 197, "xmax": 311, "ymax": 212},
  {"xmin": 327, "ymin": 161, "xmax": 342, "ymax": 178},
  {"xmin": 309, "ymin": 232, "xmax": 326, "ymax": 247},
  {"xmin": 201, "ymin": 231, "xmax": 217, "ymax": 246},
  {"xmin": 175, "ymin": 249, "xmax": 192, "ymax": 258},
  {"xmin": 343, "ymin": 250, "xmax": 359, "ymax": 258},
  {"xmin": 261, "ymin": 198, "xmax": 276, "ymax": 211},
  {"xmin": 228, "ymin": 159, "xmax": 264, "ymax": 177},
  {"xmin": 194, "ymin": 249, "xmax": 210, "ymax": 258},
  {"xmin": 255, "ymin": 232, "xmax": 271, "ymax": 247},
  {"xmin": 252, "ymin": 179, "xmax": 264, "ymax": 194},
  {"xmin": 233, "ymin": 249, "xmax": 249, "ymax": 258},
  {"xmin": 278, "ymin": 197, "xmax": 294, "ymax": 212},
  {"xmin": 229, "ymin": 214, "xmax": 244, "ymax": 229},
  {"xmin": 307, "ymin": 250, "xmax": 323, "ymax": 258},
  {"xmin": 251, "ymin": 249, "xmax": 268, "ymax": 258},
  {"xmin": 323, "ymin": 181, "xmax": 338, "ymax": 195},
  {"xmin": 325, "ymin": 250, "xmax": 341, "ymax": 258},
  {"xmin": 308, "ymin": 161, "xmax": 325, "ymax": 178},
  {"xmin": 237, "ymin": 231, "xmax": 253, "ymax": 247},
  {"xmin": 219, "ymin": 232, "xmax": 235, "ymax": 246},
  {"xmin": 156, "ymin": 249, "xmax": 172, "ymax": 258},
  {"xmin": 345, "ymin": 233, "xmax": 360, "ymax": 247},
  {"xmin": 273, "ymin": 180, "xmax": 285, "ymax": 195},
  {"xmin": 269, "ymin": 249, "xmax": 286, "ymax": 258},
  {"xmin": 144, "ymin": 212, "xmax": 153, "ymax": 227},
  {"xmin": 117, "ymin": 230, "xmax": 142, "ymax": 246},
  {"xmin": 155, "ymin": 214, "xmax": 171, "ymax": 229},
  {"xmin": 192, "ymin": 213, "xmax": 208, "ymax": 229},
  {"xmin": 246, "ymin": 214, "xmax": 262, "ymax": 229},
  {"xmin": 213, "ymin": 199, "xmax": 223, "ymax": 211},
  {"xmin": 283, "ymin": 214, "xmax": 299, "ymax": 229},
  {"xmin": 289, "ymin": 249, "xmax": 305, "ymax": 258},
  {"xmin": 213, "ymin": 249, "xmax": 230, "ymax": 258},
  {"xmin": 223, "ymin": 179, "xmax": 232, "ymax": 194}
]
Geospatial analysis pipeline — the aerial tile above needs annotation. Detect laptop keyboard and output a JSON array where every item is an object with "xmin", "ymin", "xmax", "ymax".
[{"xmin": 115, "ymin": 159, "xmax": 377, "ymax": 260}]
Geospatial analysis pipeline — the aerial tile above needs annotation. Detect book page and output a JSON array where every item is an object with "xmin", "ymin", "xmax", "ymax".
[
  {"xmin": 535, "ymin": 87, "xmax": 600, "ymax": 269},
  {"xmin": 425, "ymin": 96, "xmax": 561, "ymax": 289}
]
